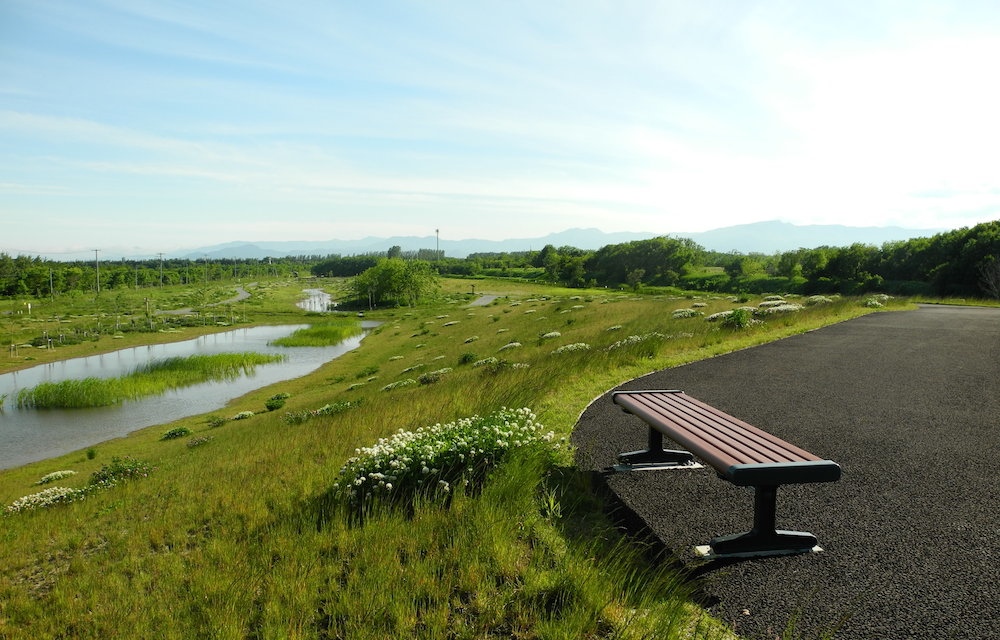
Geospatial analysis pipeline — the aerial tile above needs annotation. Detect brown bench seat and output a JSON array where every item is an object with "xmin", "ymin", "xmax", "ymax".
[{"xmin": 612, "ymin": 389, "xmax": 841, "ymax": 558}]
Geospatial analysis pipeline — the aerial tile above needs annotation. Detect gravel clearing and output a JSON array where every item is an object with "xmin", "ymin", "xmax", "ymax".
[{"xmin": 572, "ymin": 305, "xmax": 1000, "ymax": 639}]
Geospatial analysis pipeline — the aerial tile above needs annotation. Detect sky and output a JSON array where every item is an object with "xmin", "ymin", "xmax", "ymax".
[{"xmin": 3, "ymin": 0, "xmax": 1000, "ymax": 258}]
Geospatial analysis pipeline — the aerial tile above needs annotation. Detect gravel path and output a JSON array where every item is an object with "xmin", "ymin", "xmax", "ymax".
[{"xmin": 572, "ymin": 305, "xmax": 1000, "ymax": 639}]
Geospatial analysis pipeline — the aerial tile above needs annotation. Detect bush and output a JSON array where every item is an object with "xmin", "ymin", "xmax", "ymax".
[
  {"xmin": 720, "ymin": 308, "xmax": 757, "ymax": 329},
  {"xmin": 89, "ymin": 456, "xmax": 153, "ymax": 488},
  {"xmin": 160, "ymin": 426, "xmax": 193, "ymax": 441},
  {"xmin": 186, "ymin": 436, "xmax": 213, "ymax": 448},
  {"xmin": 207, "ymin": 415, "xmax": 227, "ymax": 428},
  {"xmin": 6, "ymin": 486, "xmax": 88, "ymax": 514},
  {"xmin": 265, "ymin": 395, "xmax": 287, "ymax": 411},
  {"xmin": 671, "ymin": 308, "xmax": 700, "ymax": 319},
  {"xmin": 232, "ymin": 410, "xmax": 255, "ymax": 420},
  {"xmin": 282, "ymin": 400, "xmax": 361, "ymax": 425},
  {"xmin": 36, "ymin": 470, "xmax": 77, "ymax": 485},
  {"xmin": 328, "ymin": 407, "xmax": 560, "ymax": 513}
]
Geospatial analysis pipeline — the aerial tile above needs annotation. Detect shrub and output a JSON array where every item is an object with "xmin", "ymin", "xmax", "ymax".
[
  {"xmin": 6, "ymin": 486, "xmax": 88, "ymax": 514},
  {"xmin": 381, "ymin": 379, "xmax": 416, "ymax": 392},
  {"xmin": 233, "ymin": 410, "xmax": 255, "ymax": 420},
  {"xmin": 671, "ymin": 308, "xmax": 699, "ymax": 319},
  {"xmin": 36, "ymin": 470, "xmax": 77, "ymax": 485},
  {"xmin": 418, "ymin": 368, "xmax": 452, "ymax": 385},
  {"xmin": 720, "ymin": 308, "xmax": 759, "ymax": 329},
  {"xmin": 756, "ymin": 303, "xmax": 803, "ymax": 314},
  {"xmin": 551, "ymin": 343, "xmax": 591, "ymax": 355},
  {"xmin": 282, "ymin": 400, "xmax": 361, "ymax": 425},
  {"xmin": 207, "ymin": 415, "xmax": 227, "ymax": 428},
  {"xmin": 329, "ymin": 407, "xmax": 560, "ymax": 512},
  {"xmin": 186, "ymin": 436, "xmax": 213, "ymax": 448},
  {"xmin": 458, "ymin": 352, "xmax": 478, "ymax": 365},
  {"xmin": 89, "ymin": 456, "xmax": 153, "ymax": 488},
  {"xmin": 160, "ymin": 426, "xmax": 193, "ymax": 441},
  {"xmin": 265, "ymin": 394, "xmax": 288, "ymax": 411}
]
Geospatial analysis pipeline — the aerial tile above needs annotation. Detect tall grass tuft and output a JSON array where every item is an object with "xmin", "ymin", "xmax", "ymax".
[
  {"xmin": 269, "ymin": 320, "xmax": 363, "ymax": 346},
  {"xmin": 16, "ymin": 352, "xmax": 284, "ymax": 409}
]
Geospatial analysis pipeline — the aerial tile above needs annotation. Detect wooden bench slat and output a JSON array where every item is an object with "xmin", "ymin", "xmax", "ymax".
[{"xmin": 613, "ymin": 390, "xmax": 840, "ymax": 486}]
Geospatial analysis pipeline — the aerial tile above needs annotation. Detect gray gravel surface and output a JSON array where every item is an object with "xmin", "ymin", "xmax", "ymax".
[{"xmin": 572, "ymin": 305, "xmax": 1000, "ymax": 639}]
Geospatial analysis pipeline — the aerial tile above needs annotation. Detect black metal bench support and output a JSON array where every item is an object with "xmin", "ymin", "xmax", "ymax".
[
  {"xmin": 617, "ymin": 425, "xmax": 696, "ymax": 467},
  {"xmin": 704, "ymin": 484, "xmax": 818, "ymax": 558}
]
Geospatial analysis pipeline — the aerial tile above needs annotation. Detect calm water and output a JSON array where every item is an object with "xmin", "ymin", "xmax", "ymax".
[{"xmin": 0, "ymin": 323, "xmax": 366, "ymax": 470}]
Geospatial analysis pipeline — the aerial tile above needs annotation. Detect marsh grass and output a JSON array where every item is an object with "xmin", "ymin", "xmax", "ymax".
[
  {"xmin": 0, "ymin": 279, "xmax": 907, "ymax": 639},
  {"xmin": 15, "ymin": 352, "xmax": 284, "ymax": 409},
  {"xmin": 269, "ymin": 320, "xmax": 363, "ymax": 346}
]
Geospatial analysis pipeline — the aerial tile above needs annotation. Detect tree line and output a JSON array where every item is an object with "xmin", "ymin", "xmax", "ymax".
[
  {"xmin": 0, "ymin": 255, "xmax": 310, "ymax": 298},
  {"xmin": 3, "ymin": 221, "xmax": 997, "ymax": 302}
]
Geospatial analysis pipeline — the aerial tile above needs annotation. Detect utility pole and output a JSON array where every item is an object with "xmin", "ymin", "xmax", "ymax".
[{"xmin": 93, "ymin": 249, "xmax": 101, "ymax": 295}]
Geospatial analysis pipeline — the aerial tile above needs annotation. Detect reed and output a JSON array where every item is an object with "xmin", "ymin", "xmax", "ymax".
[
  {"xmin": 16, "ymin": 352, "xmax": 284, "ymax": 409},
  {"xmin": 269, "ymin": 320, "xmax": 362, "ymax": 347}
]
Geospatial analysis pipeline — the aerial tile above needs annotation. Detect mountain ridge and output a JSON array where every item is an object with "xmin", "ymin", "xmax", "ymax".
[{"xmin": 179, "ymin": 221, "xmax": 944, "ymax": 260}]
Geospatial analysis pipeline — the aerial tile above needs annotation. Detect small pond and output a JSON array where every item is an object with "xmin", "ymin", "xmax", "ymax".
[{"xmin": 0, "ymin": 323, "xmax": 371, "ymax": 470}]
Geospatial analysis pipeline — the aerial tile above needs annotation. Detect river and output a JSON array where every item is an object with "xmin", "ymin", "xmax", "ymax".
[{"xmin": 0, "ymin": 322, "xmax": 368, "ymax": 470}]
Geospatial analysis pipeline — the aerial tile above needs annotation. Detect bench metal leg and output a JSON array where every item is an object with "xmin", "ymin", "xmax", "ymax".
[
  {"xmin": 617, "ymin": 426, "xmax": 696, "ymax": 467},
  {"xmin": 706, "ymin": 485, "xmax": 819, "ymax": 558}
]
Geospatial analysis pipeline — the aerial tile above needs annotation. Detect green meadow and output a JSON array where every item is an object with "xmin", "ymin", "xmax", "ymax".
[{"xmin": 0, "ymin": 279, "xmax": 907, "ymax": 639}]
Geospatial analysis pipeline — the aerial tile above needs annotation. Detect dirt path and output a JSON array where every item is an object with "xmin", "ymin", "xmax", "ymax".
[
  {"xmin": 155, "ymin": 284, "xmax": 253, "ymax": 316},
  {"xmin": 572, "ymin": 305, "xmax": 1000, "ymax": 639}
]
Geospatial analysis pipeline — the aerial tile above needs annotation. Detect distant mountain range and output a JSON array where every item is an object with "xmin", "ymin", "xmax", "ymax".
[{"xmin": 179, "ymin": 221, "xmax": 943, "ymax": 260}]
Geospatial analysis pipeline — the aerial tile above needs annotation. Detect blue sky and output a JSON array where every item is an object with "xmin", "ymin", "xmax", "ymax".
[{"xmin": 3, "ymin": 1, "xmax": 1000, "ymax": 257}]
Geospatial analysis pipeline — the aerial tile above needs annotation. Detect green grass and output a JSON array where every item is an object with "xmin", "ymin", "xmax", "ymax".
[
  {"xmin": 16, "ymin": 352, "xmax": 285, "ymax": 408},
  {"xmin": 0, "ymin": 280, "xmax": 913, "ymax": 639},
  {"xmin": 269, "ymin": 319, "xmax": 363, "ymax": 346}
]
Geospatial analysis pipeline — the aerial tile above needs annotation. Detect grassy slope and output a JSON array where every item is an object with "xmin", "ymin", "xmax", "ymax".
[{"xmin": 0, "ymin": 280, "xmax": 906, "ymax": 639}]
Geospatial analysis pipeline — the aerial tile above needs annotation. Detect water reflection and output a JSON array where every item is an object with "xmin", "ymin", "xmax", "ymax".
[
  {"xmin": 297, "ymin": 288, "xmax": 334, "ymax": 312},
  {"xmin": 1, "ymin": 324, "xmax": 366, "ymax": 470}
]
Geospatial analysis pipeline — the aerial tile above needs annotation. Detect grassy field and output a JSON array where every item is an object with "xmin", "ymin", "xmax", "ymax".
[{"xmin": 0, "ymin": 279, "xmax": 909, "ymax": 638}]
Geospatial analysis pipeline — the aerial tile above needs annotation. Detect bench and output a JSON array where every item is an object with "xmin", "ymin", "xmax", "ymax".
[{"xmin": 612, "ymin": 389, "xmax": 841, "ymax": 559}]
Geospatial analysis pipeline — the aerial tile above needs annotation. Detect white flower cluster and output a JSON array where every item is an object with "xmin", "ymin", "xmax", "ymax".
[
  {"xmin": 758, "ymin": 300, "xmax": 787, "ymax": 309},
  {"xmin": 606, "ymin": 332, "xmax": 666, "ymax": 351},
  {"xmin": 381, "ymin": 379, "xmax": 416, "ymax": 392},
  {"xmin": 442, "ymin": 321, "xmax": 460, "ymax": 326},
  {"xmin": 233, "ymin": 410, "xmax": 255, "ymax": 420},
  {"xmin": 606, "ymin": 325, "xmax": 623, "ymax": 331},
  {"xmin": 806, "ymin": 295, "xmax": 834, "ymax": 305},
  {"xmin": 497, "ymin": 342, "xmax": 522, "ymax": 352},
  {"xmin": 864, "ymin": 294, "xmax": 892, "ymax": 308},
  {"xmin": 464, "ymin": 336, "xmax": 479, "ymax": 343},
  {"xmin": 551, "ymin": 343, "xmax": 591, "ymax": 355},
  {"xmin": 472, "ymin": 357, "xmax": 499, "ymax": 368},
  {"xmin": 401, "ymin": 363, "xmax": 427, "ymax": 373},
  {"xmin": 705, "ymin": 310, "xmax": 734, "ymax": 322},
  {"xmin": 389, "ymin": 355, "xmax": 405, "ymax": 361},
  {"xmin": 672, "ymin": 308, "xmax": 700, "ymax": 319},
  {"xmin": 6, "ymin": 486, "xmax": 87, "ymax": 514},
  {"xmin": 756, "ymin": 303, "xmax": 803, "ymax": 314},
  {"xmin": 332, "ymin": 407, "xmax": 557, "ymax": 505},
  {"xmin": 540, "ymin": 331, "xmax": 561, "ymax": 340},
  {"xmin": 36, "ymin": 470, "xmax": 77, "ymax": 485}
]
